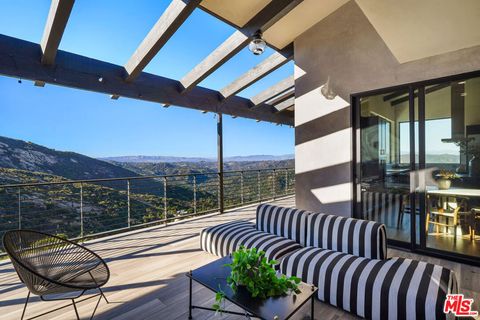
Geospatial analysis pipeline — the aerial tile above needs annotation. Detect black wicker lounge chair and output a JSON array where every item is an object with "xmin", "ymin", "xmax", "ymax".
[{"xmin": 3, "ymin": 230, "xmax": 110, "ymax": 320}]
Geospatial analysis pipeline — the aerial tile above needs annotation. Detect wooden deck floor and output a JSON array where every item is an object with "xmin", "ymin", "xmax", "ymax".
[
  {"xmin": 0, "ymin": 196, "xmax": 357, "ymax": 320},
  {"xmin": 2, "ymin": 196, "xmax": 478, "ymax": 319}
]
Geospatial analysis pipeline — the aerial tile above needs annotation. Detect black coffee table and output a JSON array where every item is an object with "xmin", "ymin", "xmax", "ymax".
[{"xmin": 186, "ymin": 256, "xmax": 318, "ymax": 319}]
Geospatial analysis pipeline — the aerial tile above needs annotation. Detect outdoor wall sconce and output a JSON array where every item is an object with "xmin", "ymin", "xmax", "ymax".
[
  {"xmin": 321, "ymin": 76, "xmax": 337, "ymax": 100},
  {"xmin": 249, "ymin": 31, "xmax": 266, "ymax": 55}
]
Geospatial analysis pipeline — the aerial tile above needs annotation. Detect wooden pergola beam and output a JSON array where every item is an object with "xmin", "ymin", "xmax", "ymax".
[
  {"xmin": 180, "ymin": 30, "xmax": 249, "ymax": 92},
  {"xmin": 265, "ymin": 86, "xmax": 294, "ymax": 105},
  {"xmin": 40, "ymin": 0, "xmax": 75, "ymax": 65},
  {"xmin": 274, "ymin": 96, "xmax": 294, "ymax": 113},
  {"xmin": 124, "ymin": 0, "xmax": 200, "ymax": 81},
  {"xmin": 0, "ymin": 34, "xmax": 293, "ymax": 125},
  {"xmin": 250, "ymin": 75, "xmax": 294, "ymax": 107},
  {"xmin": 180, "ymin": 0, "xmax": 302, "ymax": 93},
  {"xmin": 219, "ymin": 44, "xmax": 293, "ymax": 99}
]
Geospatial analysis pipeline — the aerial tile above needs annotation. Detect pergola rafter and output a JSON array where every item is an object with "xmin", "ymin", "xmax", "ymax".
[
  {"xmin": 124, "ymin": 0, "xmax": 201, "ymax": 82},
  {"xmin": 273, "ymin": 96, "xmax": 295, "ymax": 113},
  {"xmin": 180, "ymin": 0, "xmax": 302, "ymax": 93},
  {"xmin": 265, "ymin": 86, "xmax": 295, "ymax": 105},
  {"xmin": 250, "ymin": 75, "xmax": 294, "ymax": 107},
  {"xmin": 219, "ymin": 44, "xmax": 293, "ymax": 100},
  {"xmin": 180, "ymin": 30, "xmax": 249, "ymax": 92},
  {"xmin": 40, "ymin": 0, "xmax": 75, "ymax": 65}
]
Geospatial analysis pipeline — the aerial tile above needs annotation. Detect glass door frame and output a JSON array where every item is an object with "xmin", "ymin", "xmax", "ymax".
[{"xmin": 351, "ymin": 69, "xmax": 480, "ymax": 267}]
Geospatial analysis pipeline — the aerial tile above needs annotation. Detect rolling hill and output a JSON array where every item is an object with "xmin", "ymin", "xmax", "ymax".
[{"xmin": 0, "ymin": 136, "xmax": 139, "ymax": 180}]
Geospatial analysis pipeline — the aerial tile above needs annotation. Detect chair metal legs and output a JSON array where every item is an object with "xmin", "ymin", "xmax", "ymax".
[
  {"xmin": 98, "ymin": 286, "xmax": 109, "ymax": 304},
  {"xmin": 72, "ymin": 299, "xmax": 80, "ymax": 320},
  {"xmin": 90, "ymin": 271, "xmax": 109, "ymax": 304},
  {"xmin": 90, "ymin": 294, "xmax": 103, "ymax": 320},
  {"xmin": 20, "ymin": 288, "xmax": 106, "ymax": 320},
  {"xmin": 21, "ymin": 291, "xmax": 30, "ymax": 320}
]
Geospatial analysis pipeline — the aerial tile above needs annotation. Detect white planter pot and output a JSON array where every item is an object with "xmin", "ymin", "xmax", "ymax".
[{"xmin": 437, "ymin": 179, "xmax": 451, "ymax": 190}]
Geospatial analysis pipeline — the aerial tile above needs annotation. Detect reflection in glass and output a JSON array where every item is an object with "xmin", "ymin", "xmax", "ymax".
[
  {"xmin": 423, "ymin": 78, "xmax": 480, "ymax": 257},
  {"xmin": 358, "ymin": 92, "xmax": 411, "ymax": 243}
]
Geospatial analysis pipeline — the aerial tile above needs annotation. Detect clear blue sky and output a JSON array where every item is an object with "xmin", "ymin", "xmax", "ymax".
[{"xmin": 0, "ymin": 0, "xmax": 294, "ymax": 158}]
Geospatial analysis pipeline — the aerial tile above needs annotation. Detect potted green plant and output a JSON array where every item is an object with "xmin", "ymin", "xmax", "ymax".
[
  {"xmin": 213, "ymin": 246, "xmax": 301, "ymax": 312},
  {"xmin": 437, "ymin": 169, "xmax": 457, "ymax": 190}
]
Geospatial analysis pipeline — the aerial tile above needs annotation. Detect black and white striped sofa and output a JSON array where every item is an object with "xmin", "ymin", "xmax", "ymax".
[{"xmin": 200, "ymin": 204, "xmax": 457, "ymax": 320}]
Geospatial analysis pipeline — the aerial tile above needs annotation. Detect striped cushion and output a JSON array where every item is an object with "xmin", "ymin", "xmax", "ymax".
[
  {"xmin": 234, "ymin": 229, "xmax": 303, "ymax": 262},
  {"xmin": 200, "ymin": 220, "xmax": 255, "ymax": 256},
  {"xmin": 281, "ymin": 247, "xmax": 457, "ymax": 320},
  {"xmin": 256, "ymin": 204, "xmax": 309, "ymax": 245},
  {"xmin": 200, "ymin": 220, "xmax": 301, "ymax": 262},
  {"xmin": 306, "ymin": 213, "xmax": 387, "ymax": 259}
]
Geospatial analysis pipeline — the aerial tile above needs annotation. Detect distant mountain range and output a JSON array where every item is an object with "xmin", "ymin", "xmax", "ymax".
[
  {"xmin": 0, "ymin": 136, "xmax": 294, "ymax": 183},
  {"xmin": 100, "ymin": 154, "xmax": 294, "ymax": 163},
  {"xmin": 0, "ymin": 136, "xmax": 139, "ymax": 181}
]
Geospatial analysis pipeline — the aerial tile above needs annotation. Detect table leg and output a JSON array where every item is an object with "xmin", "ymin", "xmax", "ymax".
[
  {"xmin": 310, "ymin": 294, "xmax": 314, "ymax": 320},
  {"xmin": 189, "ymin": 272, "xmax": 193, "ymax": 319}
]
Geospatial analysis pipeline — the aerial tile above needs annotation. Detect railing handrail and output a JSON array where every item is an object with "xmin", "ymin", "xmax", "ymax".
[{"xmin": 0, "ymin": 167, "xmax": 294, "ymax": 189}]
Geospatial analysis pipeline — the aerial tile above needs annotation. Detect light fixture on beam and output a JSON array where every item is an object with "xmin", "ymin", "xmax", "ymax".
[
  {"xmin": 231, "ymin": 115, "xmax": 237, "ymax": 119},
  {"xmin": 201, "ymin": 110, "xmax": 208, "ymax": 114},
  {"xmin": 256, "ymin": 119, "xmax": 261, "ymax": 123},
  {"xmin": 110, "ymin": 94, "xmax": 120, "ymax": 100},
  {"xmin": 248, "ymin": 31, "xmax": 266, "ymax": 56},
  {"xmin": 163, "ymin": 104, "xmax": 170, "ymax": 108},
  {"xmin": 98, "ymin": 76, "xmax": 104, "ymax": 83},
  {"xmin": 320, "ymin": 76, "xmax": 337, "ymax": 100}
]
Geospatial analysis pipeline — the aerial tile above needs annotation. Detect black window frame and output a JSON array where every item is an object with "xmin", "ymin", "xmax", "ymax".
[{"xmin": 351, "ymin": 69, "xmax": 480, "ymax": 267}]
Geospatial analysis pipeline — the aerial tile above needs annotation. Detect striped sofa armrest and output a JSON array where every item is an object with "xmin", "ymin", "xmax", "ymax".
[
  {"xmin": 256, "ymin": 204, "xmax": 310, "ymax": 245},
  {"xmin": 306, "ymin": 213, "xmax": 387, "ymax": 259},
  {"xmin": 281, "ymin": 249, "xmax": 458, "ymax": 320},
  {"xmin": 200, "ymin": 220, "xmax": 255, "ymax": 256}
]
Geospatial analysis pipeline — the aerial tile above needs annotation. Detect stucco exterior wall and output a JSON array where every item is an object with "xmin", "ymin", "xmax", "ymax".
[{"xmin": 294, "ymin": 0, "xmax": 480, "ymax": 216}]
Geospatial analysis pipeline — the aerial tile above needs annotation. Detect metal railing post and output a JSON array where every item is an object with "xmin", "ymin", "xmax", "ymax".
[
  {"xmin": 285, "ymin": 168, "xmax": 288, "ymax": 194},
  {"xmin": 127, "ymin": 180, "xmax": 131, "ymax": 228},
  {"xmin": 240, "ymin": 171, "xmax": 244, "ymax": 205},
  {"xmin": 272, "ymin": 169, "xmax": 276, "ymax": 200},
  {"xmin": 18, "ymin": 189, "xmax": 21, "ymax": 230},
  {"xmin": 217, "ymin": 113, "xmax": 224, "ymax": 213},
  {"xmin": 218, "ymin": 172, "xmax": 224, "ymax": 213},
  {"xmin": 257, "ymin": 170, "xmax": 261, "ymax": 202},
  {"xmin": 193, "ymin": 175, "xmax": 197, "ymax": 214},
  {"xmin": 163, "ymin": 177, "xmax": 167, "ymax": 225},
  {"xmin": 80, "ymin": 183, "xmax": 84, "ymax": 238}
]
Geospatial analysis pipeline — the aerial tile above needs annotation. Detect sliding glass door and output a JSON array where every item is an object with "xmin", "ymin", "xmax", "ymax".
[
  {"xmin": 356, "ymin": 91, "xmax": 413, "ymax": 245},
  {"xmin": 420, "ymin": 78, "xmax": 480, "ymax": 258},
  {"xmin": 354, "ymin": 73, "xmax": 480, "ymax": 263}
]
